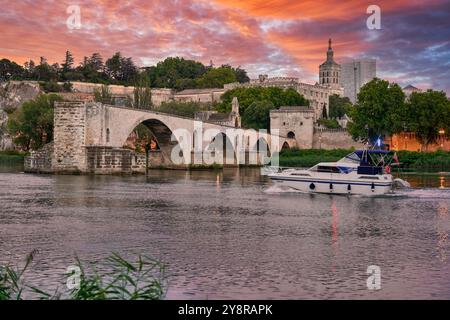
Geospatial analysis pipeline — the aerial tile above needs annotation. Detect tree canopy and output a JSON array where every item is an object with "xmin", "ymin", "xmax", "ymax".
[
  {"xmin": 217, "ymin": 87, "xmax": 309, "ymax": 129},
  {"xmin": 156, "ymin": 101, "xmax": 210, "ymax": 118},
  {"xmin": 218, "ymin": 87, "xmax": 309, "ymax": 114},
  {"xmin": 329, "ymin": 94, "xmax": 352, "ymax": 119},
  {"xmin": 242, "ymin": 100, "xmax": 275, "ymax": 130},
  {"xmin": 348, "ymin": 78, "xmax": 405, "ymax": 140},
  {"xmin": 0, "ymin": 59, "xmax": 26, "ymax": 81},
  {"xmin": 144, "ymin": 58, "xmax": 249, "ymax": 90},
  {"xmin": 7, "ymin": 94, "xmax": 62, "ymax": 151},
  {"xmin": 404, "ymin": 90, "xmax": 450, "ymax": 150},
  {"xmin": 1, "ymin": 53, "xmax": 250, "ymax": 90}
]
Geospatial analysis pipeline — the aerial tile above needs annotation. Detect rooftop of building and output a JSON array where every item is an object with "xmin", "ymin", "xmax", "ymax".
[{"xmin": 271, "ymin": 106, "xmax": 314, "ymax": 113}]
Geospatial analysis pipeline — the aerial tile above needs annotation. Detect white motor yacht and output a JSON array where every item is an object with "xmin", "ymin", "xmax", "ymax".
[{"xmin": 268, "ymin": 150, "xmax": 400, "ymax": 195}]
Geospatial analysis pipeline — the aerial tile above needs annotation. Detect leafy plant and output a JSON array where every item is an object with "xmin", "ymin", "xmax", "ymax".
[
  {"xmin": 348, "ymin": 78, "xmax": 406, "ymax": 139},
  {"xmin": 69, "ymin": 253, "xmax": 166, "ymax": 300},
  {"xmin": 317, "ymin": 118, "xmax": 341, "ymax": 129},
  {"xmin": 157, "ymin": 101, "xmax": 211, "ymax": 118},
  {"xmin": 0, "ymin": 250, "xmax": 39, "ymax": 300},
  {"xmin": 93, "ymin": 85, "xmax": 115, "ymax": 104},
  {"xmin": 0, "ymin": 252, "xmax": 167, "ymax": 300},
  {"xmin": 39, "ymin": 81, "xmax": 63, "ymax": 93},
  {"xmin": 131, "ymin": 74, "xmax": 152, "ymax": 110},
  {"xmin": 7, "ymin": 93, "xmax": 63, "ymax": 151}
]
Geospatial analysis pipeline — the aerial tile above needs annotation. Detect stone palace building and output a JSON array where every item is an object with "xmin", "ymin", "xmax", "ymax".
[{"xmin": 225, "ymin": 39, "xmax": 344, "ymax": 121}]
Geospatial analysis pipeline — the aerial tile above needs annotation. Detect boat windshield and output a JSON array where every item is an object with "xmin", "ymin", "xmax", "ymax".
[
  {"xmin": 338, "ymin": 152, "xmax": 360, "ymax": 164},
  {"xmin": 338, "ymin": 150, "xmax": 394, "ymax": 166}
]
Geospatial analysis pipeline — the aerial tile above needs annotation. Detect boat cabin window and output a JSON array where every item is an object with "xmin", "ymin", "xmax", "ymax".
[
  {"xmin": 359, "ymin": 176, "xmax": 380, "ymax": 180},
  {"xmin": 311, "ymin": 166, "xmax": 341, "ymax": 173},
  {"xmin": 290, "ymin": 173, "xmax": 310, "ymax": 177}
]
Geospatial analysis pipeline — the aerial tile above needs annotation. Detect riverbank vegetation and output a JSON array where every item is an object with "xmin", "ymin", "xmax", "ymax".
[
  {"xmin": 6, "ymin": 94, "xmax": 62, "ymax": 151},
  {"xmin": 0, "ymin": 251, "xmax": 167, "ymax": 300},
  {"xmin": 279, "ymin": 148, "xmax": 450, "ymax": 171},
  {"xmin": 0, "ymin": 150, "xmax": 26, "ymax": 163}
]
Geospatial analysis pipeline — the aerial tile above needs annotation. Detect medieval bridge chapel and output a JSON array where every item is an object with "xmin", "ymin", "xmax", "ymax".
[{"xmin": 25, "ymin": 39, "xmax": 362, "ymax": 174}]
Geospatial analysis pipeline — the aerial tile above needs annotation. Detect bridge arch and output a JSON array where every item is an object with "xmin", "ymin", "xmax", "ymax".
[
  {"xmin": 121, "ymin": 117, "xmax": 186, "ymax": 166},
  {"xmin": 250, "ymin": 137, "xmax": 271, "ymax": 165},
  {"xmin": 205, "ymin": 132, "xmax": 236, "ymax": 165}
]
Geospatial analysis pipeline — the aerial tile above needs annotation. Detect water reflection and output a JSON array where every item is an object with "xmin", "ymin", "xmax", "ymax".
[
  {"xmin": 331, "ymin": 200, "xmax": 339, "ymax": 254},
  {"xmin": 437, "ymin": 202, "xmax": 449, "ymax": 263},
  {"xmin": 440, "ymin": 176, "xmax": 446, "ymax": 189},
  {"xmin": 395, "ymin": 172, "xmax": 450, "ymax": 189},
  {"xmin": 0, "ymin": 167, "xmax": 450, "ymax": 299}
]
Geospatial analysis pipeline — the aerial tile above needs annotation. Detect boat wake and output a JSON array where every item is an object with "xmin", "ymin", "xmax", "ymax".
[
  {"xmin": 264, "ymin": 184, "xmax": 305, "ymax": 194},
  {"xmin": 265, "ymin": 183, "xmax": 449, "ymax": 199}
]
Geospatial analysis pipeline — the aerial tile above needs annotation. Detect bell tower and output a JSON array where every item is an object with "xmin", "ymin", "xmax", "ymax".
[{"xmin": 319, "ymin": 38, "xmax": 341, "ymax": 89}]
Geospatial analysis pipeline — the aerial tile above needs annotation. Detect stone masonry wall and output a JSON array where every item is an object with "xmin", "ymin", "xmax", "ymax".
[
  {"xmin": 24, "ymin": 142, "xmax": 54, "ymax": 173},
  {"xmin": 53, "ymin": 102, "xmax": 87, "ymax": 173},
  {"xmin": 85, "ymin": 147, "xmax": 164, "ymax": 174},
  {"xmin": 312, "ymin": 127, "xmax": 365, "ymax": 150},
  {"xmin": 86, "ymin": 146, "xmax": 133, "ymax": 174}
]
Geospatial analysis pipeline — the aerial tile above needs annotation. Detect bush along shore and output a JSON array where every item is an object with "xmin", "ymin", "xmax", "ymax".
[
  {"xmin": 0, "ymin": 251, "xmax": 167, "ymax": 300},
  {"xmin": 0, "ymin": 150, "xmax": 26, "ymax": 164},
  {"xmin": 279, "ymin": 149, "xmax": 450, "ymax": 172}
]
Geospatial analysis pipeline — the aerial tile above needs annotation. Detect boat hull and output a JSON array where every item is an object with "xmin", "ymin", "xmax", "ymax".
[{"xmin": 269, "ymin": 175, "xmax": 393, "ymax": 195}]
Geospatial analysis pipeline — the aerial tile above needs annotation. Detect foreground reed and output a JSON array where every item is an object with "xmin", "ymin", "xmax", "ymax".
[{"xmin": 0, "ymin": 251, "xmax": 167, "ymax": 300}]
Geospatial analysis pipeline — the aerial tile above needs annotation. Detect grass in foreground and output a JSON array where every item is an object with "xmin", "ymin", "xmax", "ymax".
[{"xmin": 0, "ymin": 251, "xmax": 167, "ymax": 300}]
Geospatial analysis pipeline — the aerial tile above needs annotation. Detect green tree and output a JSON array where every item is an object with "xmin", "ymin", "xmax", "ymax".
[
  {"xmin": 157, "ymin": 101, "xmax": 210, "ymax": 118},
  {"xmin": 39, "ymin": 81, "xmax": 63, "ymax": 93},
  {"xmin": 23, "ymin": 60, "xmax": 36, "ymax": 78},
  {"xmin": 348, "ymin": 78, "xmax": 405, "ymax": 140},
  {"xmin": 61, "ymin": 50, "xmax": 74, "ymax": 74},
  {"xmin": 87, "ymin": 53, "xmax": 104, "ymax": 72},
  {"xmin": 234, "ymin": 67, "xmax": 250, "ymax": 83},
  {"xmin": 145, "ymin": 57, "xmax": 207, "ymax": 89},
  {"xmin": 217, "ymin": 87, "xmax": 309, "ymax": 116},
  {"xmin": 93, "ymin": 85, "xmax": 115, "ymax": 104},
  {"xmin": 329, "ymin": 94, "xmax": 352, "ymax": 119},
  {"xmin": 7, "ymin": 94, "xmax": 62, "ymax": 151},
  {"xmin": 76, "ymin": 53, "xmax": 108, "ymax": 83},
  {"xmin": 317, "ymin": 118, "xmax": 341, "ymax": 129},
  {"xmin": 242, "ymin": 100, "xmax": 275, "ymax": 130},
  {"xmin": 32, "ymin": 61, "xmax": 59, "ymax": 81},
  {"xmin": 196, "ymin": 66, "xmax": 237, "ymax": 88},
  {"xmin": 0, "ymin": 59, "xmax": 25, "ymax": 81},
  {"xmin": 132, "ymin": 74, "xmax": 152, "ymax": 109},
  {"xmin": 105, "ymin": 52, "xmax": 138, "ymax": 84},
  {"xmin": 404, "ymin": 90, "xmax": 450, "ymax": 151}
]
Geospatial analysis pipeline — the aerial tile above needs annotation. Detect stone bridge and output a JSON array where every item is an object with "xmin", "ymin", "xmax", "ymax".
[{"xmin": 38, "ymin": 101, "xmax": 296, "ymax": 174}]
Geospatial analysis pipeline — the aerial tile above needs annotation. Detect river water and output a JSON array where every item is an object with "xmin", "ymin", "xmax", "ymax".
[{"xmin": 1, "ymin": 164, "xmax": 449, "ymax": 299}]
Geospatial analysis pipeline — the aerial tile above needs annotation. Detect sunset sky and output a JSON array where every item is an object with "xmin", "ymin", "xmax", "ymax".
[{"xmin": 1, "ymin": 0, "xmax": 449, "ymax": 93}]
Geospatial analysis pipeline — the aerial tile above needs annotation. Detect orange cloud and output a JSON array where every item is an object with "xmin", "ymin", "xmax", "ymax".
[
  {"xmin": 212, "ymin": 0, "xmax": 445, "ymax": 20},
  {"xmin": 0, "ymin": 0, "xmax": 449, "ymax": 93}
]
